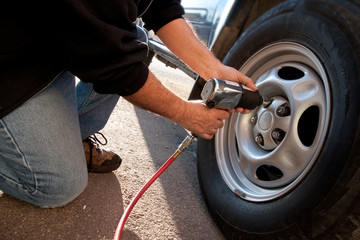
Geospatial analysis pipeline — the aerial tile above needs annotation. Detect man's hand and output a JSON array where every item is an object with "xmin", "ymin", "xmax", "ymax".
[
  {"xmin": 176, "ymin": 100, "xmax": 230, "ymax": 139},
  {"xmin": 124, "ymin": 71, "xmax": 229, "ymax": 139}
]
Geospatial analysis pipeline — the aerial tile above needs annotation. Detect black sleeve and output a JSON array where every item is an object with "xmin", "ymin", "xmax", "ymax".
[
  {"xmin": 141, "ymin": 0, "xmax": 185, "ymax": 33},
  {"xmin": 55, "ymin": 0, "xmax": 149, "ymax": 96}
]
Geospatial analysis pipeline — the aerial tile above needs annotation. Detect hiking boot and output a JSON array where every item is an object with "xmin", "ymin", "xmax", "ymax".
[{"xmin": 83, "ymin": 132, "xmax": 122, "ymax": 173}]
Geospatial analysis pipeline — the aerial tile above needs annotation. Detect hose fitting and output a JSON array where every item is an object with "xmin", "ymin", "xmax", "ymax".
[
  {"xmin": 173, "ymin": 134, "xmax": 196, "ymax": 158},
  {"xmin": 178, "ymin": 134, "xmax": 196, "ymax": 152}
]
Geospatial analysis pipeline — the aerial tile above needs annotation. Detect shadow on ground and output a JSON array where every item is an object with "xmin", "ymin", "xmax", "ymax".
[{"xmin": 0, "ymin": 173, "xmax": 133, "ymax": 240}]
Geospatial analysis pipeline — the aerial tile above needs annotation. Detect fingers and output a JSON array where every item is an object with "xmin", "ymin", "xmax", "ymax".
[
  {"xmin": 214, "ymin": 108, "xmax": 230, "ymax": 120},
  {"xmin": 182, "ymin": 101, "xmax": 233, "ymax": 139},
  {"xmin": 235, "ymin": 107, "xmax": 252, "ymax": 114},
  {"xmin": 216, "ymin": 119, "xmax": 224, "ymax": 128},
  {"xmin": 199, "ymin": 109, "xmax": 228, "ymax": 139},
  {"xmin": 219, "ymin": 65, "xmax": 257, "ymax": 91},
  {"xmin": 201, "ymin": 133, "xmax": 216, "ymax": 140},
  {"xmin": 230, "ymin": 108, "xmax": 252, "ymax": 114},
  {"xmin": 199, "ymin": 126, "xmax": 219, "ymax": 140},
  {"xmin": 237, "ymin": 73, "xmax": 257, "ymax": 91}
]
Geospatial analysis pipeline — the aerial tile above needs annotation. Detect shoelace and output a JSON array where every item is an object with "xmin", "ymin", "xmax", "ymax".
[
  {"xmin": 88, "ymin": 132, "xmax": 108, "ymax": 146},
  {"xmin": 85, "ymin": 132, "xmax": 108, "ymax": 170}
]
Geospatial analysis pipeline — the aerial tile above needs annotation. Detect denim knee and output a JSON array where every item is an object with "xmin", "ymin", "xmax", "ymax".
[
  {"xmin": 27, "ymin": 168, "xmax": 88, "ymax": 208},
  {"xmin": 0, "ymin": 167, "xmax": 88, "ymax": 208}
]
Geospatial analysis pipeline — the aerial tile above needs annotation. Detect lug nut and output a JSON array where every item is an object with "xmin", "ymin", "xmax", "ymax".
[
  {"xmin": 255, "ymin": 134, "xmax": 264, "ymax": 145},
  {"xmin": 272, "ymin": 129, "xmax": 285, "ymax": 142},
  {"xmin": 250, "ymin": 116, "xmax": 257, "ymax": 124},
  {"xmin": 272, "ymin": 131, "xmax": 280, "ymax": 139},
  {"xmin": 276, "ymin": 106, "xmax": 290, "ymax": 116}
]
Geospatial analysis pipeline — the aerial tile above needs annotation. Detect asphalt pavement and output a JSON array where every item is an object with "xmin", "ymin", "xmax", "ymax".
[{"xmin": 0, "ymin": 58, "xmax": 226, "ymax": 240}]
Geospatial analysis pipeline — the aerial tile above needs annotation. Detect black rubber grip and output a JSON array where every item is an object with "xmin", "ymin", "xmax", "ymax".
[{"xmin": 236, "ymin": 90, "xmax": 263, "ymax": 110}]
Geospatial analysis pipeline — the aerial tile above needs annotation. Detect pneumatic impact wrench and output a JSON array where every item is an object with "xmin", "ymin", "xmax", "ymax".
[
  {"xmin": 191, "ymin": 78, "xmax": 269, "ymax": 139},
  {"xmin": 201, "ymin": 78, "xmax": 270, "ymax": 111}
]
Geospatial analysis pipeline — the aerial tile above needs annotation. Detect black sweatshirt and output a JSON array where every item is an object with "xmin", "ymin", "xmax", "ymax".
[{"xmin": 0, "ymin": 0, "xmax": 184, "ymax": 118}]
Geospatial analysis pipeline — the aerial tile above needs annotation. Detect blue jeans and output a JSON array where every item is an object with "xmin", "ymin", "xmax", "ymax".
[{"xmin": 0, "ymin": 72, "xmax": 119, "ymax": 208}]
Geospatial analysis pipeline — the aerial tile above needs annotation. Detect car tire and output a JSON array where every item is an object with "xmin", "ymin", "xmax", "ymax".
[{"xmin": 197, "ymin": 0, "xmax": 360, "ymax": 239}]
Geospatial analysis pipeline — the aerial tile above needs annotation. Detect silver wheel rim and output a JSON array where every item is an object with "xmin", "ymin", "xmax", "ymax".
[{"xmin": 216, "ymin": 42, "xmax": 331, "ymax": 202}]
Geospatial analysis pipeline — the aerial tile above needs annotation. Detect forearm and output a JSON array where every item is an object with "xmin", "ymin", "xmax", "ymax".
[
  {"xmin": 124, "ymin": 71, "xmax": 186, "ymax": 124},
  {"xmin": 156, "ymin": 18, "xmax": 256, "ymax": 91},
  {"xmin": 156, "ymin": 18, "xmax": 221, "ymax": 80}
]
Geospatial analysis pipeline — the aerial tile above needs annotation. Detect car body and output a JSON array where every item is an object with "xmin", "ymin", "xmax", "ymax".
[{"xmin": 182, "ymin": 0, "xmax": 284, "ymax": 59}]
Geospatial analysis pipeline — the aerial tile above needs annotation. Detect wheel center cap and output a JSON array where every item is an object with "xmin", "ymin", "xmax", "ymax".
[{"xmin": 259, "ymin": 111, "xmax": 273, "ymax": 130}]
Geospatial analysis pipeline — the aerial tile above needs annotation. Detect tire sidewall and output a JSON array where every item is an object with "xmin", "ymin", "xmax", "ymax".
[{"xmin": 198, "ymin": 0, "xmax": 360, "ymax": 236}]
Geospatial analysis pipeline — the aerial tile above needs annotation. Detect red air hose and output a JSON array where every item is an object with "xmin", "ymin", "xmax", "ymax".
[{"xmin": 113, "ymin": 135, "xmax": 195, "ymax": 240}]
